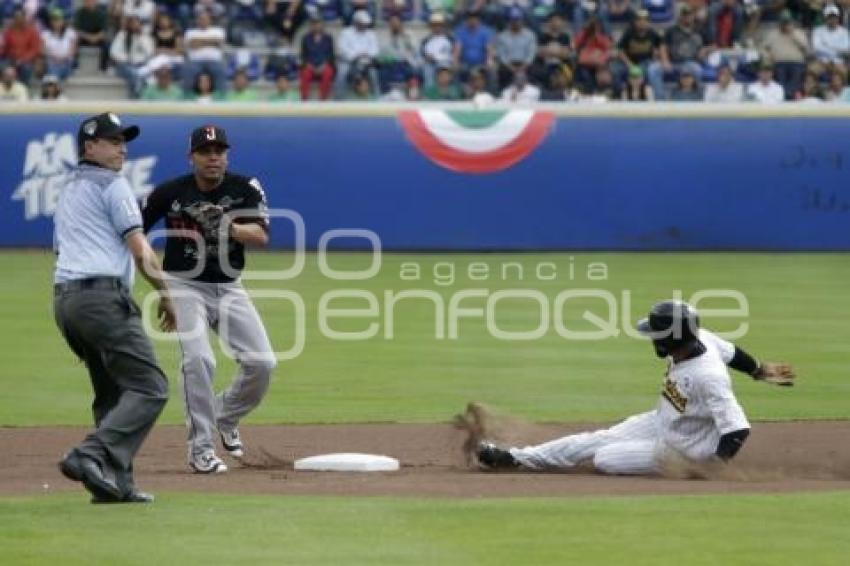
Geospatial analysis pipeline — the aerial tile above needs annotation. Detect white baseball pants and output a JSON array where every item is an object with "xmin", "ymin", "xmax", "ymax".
[{"xmin": 510, "ymin": 410, "xmax": 663, "ymax": 475}]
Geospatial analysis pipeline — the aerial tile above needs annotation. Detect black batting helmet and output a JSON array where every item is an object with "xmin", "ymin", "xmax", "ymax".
[{"xmin": 636, "ymin": 300, "xmax": 700, "ymax": 357}]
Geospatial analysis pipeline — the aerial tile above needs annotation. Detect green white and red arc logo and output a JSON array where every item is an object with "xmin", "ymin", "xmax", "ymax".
[{"xmin": 398, "ymin": 110, "xmax": 555, "ymax": 174}]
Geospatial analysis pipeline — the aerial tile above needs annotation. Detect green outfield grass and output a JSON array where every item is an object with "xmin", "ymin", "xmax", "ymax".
[
  {"xmin": 1, "ymin": 491, "xmax": 848, "ymax": 565},
  {"xmin": 3, "ymin": 251, "xmax": 849, "ymax": 426}
]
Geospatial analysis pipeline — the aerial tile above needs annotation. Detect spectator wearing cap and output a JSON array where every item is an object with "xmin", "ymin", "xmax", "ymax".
[
  {"xmin": 299, "ymin": 15, "xmax": 335, "ymax": 100},
  {"xmin": 813, "ymin": 5, "xmax": 849, "ymax": 72},
  {"xmin": 496, "ymin": 7, "xmax": 536, "ymax": 90},
  {"xmin": 529, "ymin": 12, "xmax": 572, "ymax": 89},
  {"xmin": 669, "ymin": 67, "xmax": 702, "ymax": 100},
  {"xmin": 225, "ymin": 68, "xmax": 260, "ymax": 101},
  {"xmin": 40, "ymin": 74, "xmax": 67, "ymax": 101},
  {"xmin": 760, "ymin": 10, "xmax": 809, "ymax": 100},
  {"xmin": 379, "ymin": 13, "xmax": 420, "ymax": 93},
  {"xmin": 0, "ymin": 64, "xmax": 28, "ymax": 101},
  {"xmin": 424, "ymin": 66, "xmax": 463, "ymax": 100},
  {"xmin": 615, "ymin": 9, "xmax": 660, "ymax": 90},
  {"xmin": 0, "ymin": 7, "xmax": 42, "ymax": 85},
  {"xmin": 621, "ymin": 65, "xmax": 653, "ymax": 101},
  {"xmin": 74, "ymin": 0, "xmax": 109, "ymax": 72},
  {"xmin": 704, "ymin": 64, "xmax": 743, "ymax": 102},
  {"xmin": 182, "ymin": 10, "xmax": 228, "ymax": 95},
  {"xmin": 648, "ymin": 5, "xmax": 708, "ymax": 99},
  {"xmin": 452, "ymin": 10, "xmax": 496, "ymax": 89},
  {"xmin": 337, "ymin": 10, "xmax": 380, "ymax": 98},
  {"xmin": 746, "ymin": 61, "xmax": 785, "ymax": 102},
  {"xmin": 264, "ymin": 0, "xmax": 307, "ymax": 41},
  {"xmin": 420, "ymin": 12, "xmax": 455, "ymax": 89},
  {"xmin": 110, "ymin": 15, "xmax": 155, "ymax": 98},
  {"xmin": 140, "ymin": 63, "xmax": 184, "ymax": 100},
  {"xmin": 41, "ymin": 9, "xmax": 77, "ymax": 82},
  {"xmin": 500, "ymin": 70, "xmax": 540, "ymax": 103}
]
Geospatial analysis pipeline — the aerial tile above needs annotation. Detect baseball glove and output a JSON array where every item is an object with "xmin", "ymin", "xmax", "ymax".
[
  {"xmin": 183, "ymin": 202, "xmax": 224, "ymax": 240},
  {"xmin": 753, "ymin": 362, "xmax": 796, "ymax": 386}
]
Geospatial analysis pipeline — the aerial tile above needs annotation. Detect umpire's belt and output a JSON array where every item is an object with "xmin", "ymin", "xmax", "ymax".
[{"xmin": 54, "ymin": 276, "xmax": 125, "ymax": 296}]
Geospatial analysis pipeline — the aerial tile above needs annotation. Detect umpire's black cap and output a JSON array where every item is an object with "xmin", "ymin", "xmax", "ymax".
[
  {"xmin": 190, "ymin": 125, "xmax": 230, "ymax": 152},
  {"xmin": 77, "ymin": 112, "xmax": 140, "ymax": 149}
]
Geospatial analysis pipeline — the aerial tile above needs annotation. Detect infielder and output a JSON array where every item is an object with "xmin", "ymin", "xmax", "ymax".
[
  {"xmin": 478, "ymin": 300, "xmax": 795, "ymax": 475},
  {"xmin": 142, "ymin": 125, "xmax": 275, "ymax": 474}
]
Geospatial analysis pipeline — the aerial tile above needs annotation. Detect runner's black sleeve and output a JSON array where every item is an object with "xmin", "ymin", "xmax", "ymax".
[{"xmin": 728, "ymin": 346, "xmax": 759, "ymax": 376}]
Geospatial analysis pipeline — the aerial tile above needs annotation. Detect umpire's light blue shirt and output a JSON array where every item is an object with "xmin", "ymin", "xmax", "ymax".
[{"xmin": 53, "ymin": 163, "xmax": 143, "ymax": 288}]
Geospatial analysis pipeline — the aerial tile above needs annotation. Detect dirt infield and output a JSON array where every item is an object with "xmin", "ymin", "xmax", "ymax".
[{"xmin": 2, "ymin": 421, "xmax": 849, "ymax": 498}]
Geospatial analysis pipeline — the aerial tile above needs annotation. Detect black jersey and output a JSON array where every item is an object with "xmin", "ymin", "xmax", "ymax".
[{"xmin": 142, "ymin": 172, "xmax": 269, "ymax": 283}]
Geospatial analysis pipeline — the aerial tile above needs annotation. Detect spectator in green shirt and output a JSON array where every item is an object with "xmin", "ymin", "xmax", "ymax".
[
  {"xmin": 225, "ymin": 69, "xmax": 260, "ymax": 102},
  {"xmin": 141, "ymin": 65, "xmax": 184, "ymax": 101},
  {"xmin": 424, "ymin": 66, "xmax": 463, "ymax": 100},
  {"xmin": 268, "ymin": 74, "xmax": 299, "ymax": 101}
]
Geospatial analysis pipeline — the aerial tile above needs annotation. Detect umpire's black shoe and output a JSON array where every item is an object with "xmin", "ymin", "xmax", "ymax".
[
  {"xmin": 59, "ymin": 451, "xmax": 123, "ymax": 502},
  {"xmin": 477, "ymin": 441, "xmax": 520, "ymax": 470},
  {"xmin": 92, "ymin": 490, "xmax": 155, "ymax": 504}
]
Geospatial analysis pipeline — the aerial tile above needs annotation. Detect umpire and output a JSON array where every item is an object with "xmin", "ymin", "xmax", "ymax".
[{"xmin": 54, "ymin": 112, "xmax": 175, "ymax": 504}]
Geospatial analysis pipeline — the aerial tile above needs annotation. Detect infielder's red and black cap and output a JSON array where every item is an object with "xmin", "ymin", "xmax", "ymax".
[
  {"xmin": 77, "ymin": 112, "xmax": 140, "ymax": 148},
  {"xmin": 190, "ymin": 125, "xmax": 230, "ymax": 152}
]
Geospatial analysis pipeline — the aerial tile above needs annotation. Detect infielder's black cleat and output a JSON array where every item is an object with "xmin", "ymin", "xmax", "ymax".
[{"xmin": 477, "ymin": 441, "xmax": 520, "ymax": 470}]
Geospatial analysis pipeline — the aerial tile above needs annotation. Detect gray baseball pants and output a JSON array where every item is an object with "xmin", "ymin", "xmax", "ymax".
[
  {"xmin": 168, "ymin": 277, "xmax": 276, "ymax": 459},
  {"xmin": 53, "ymin": 279, "xmax": 169, "ymax": 493}
]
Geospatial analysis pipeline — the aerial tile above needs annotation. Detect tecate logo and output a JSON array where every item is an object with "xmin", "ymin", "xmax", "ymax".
[{"xmin": 11, "ymin": 132, "xmax": 157, "ymax": 220}]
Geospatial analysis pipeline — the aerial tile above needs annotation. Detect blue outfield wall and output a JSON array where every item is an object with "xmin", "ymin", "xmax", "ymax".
[{"xmin": 2, "ymin": 105, "xmax": 849, "ymax": 250}]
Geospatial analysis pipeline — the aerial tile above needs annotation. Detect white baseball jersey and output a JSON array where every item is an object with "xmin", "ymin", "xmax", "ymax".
[
  {"xmin": 511, "ymin": 329, "xmax": 750, "ymax": 474},
  {"xmin": 657, "ymin": 329, "xmax": 750, "ymax": 461}
]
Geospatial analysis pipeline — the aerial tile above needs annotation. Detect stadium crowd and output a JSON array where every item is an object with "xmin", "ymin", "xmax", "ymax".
[{"xmin": 2, "ymin": 0, "xmax": 850, "ymax": 102}]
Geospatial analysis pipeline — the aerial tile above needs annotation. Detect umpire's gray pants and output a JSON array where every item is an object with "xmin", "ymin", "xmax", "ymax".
[
  {"xmin": 53, "ymin": 282, "xmax": 169, "ymax": 493},
  {"xmin": 169, "ymin": 277, "xmax": 276, "ymax": 459}
]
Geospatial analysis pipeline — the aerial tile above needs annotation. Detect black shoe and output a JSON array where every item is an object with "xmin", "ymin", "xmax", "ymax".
[
  {"xmin": 92, "ymin": 490, "xmax": 155, "ymax": 504},
  {"xmin": 58, "ymin": 451, "xmax": 122, "ymax": 502},
  {"xmin": 477, "ymin": 441, "xmax": 519, "ymax": 470},
  {"xmin": 58, "ymin": 451, "xmax": 84, "ymax": 482}
]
